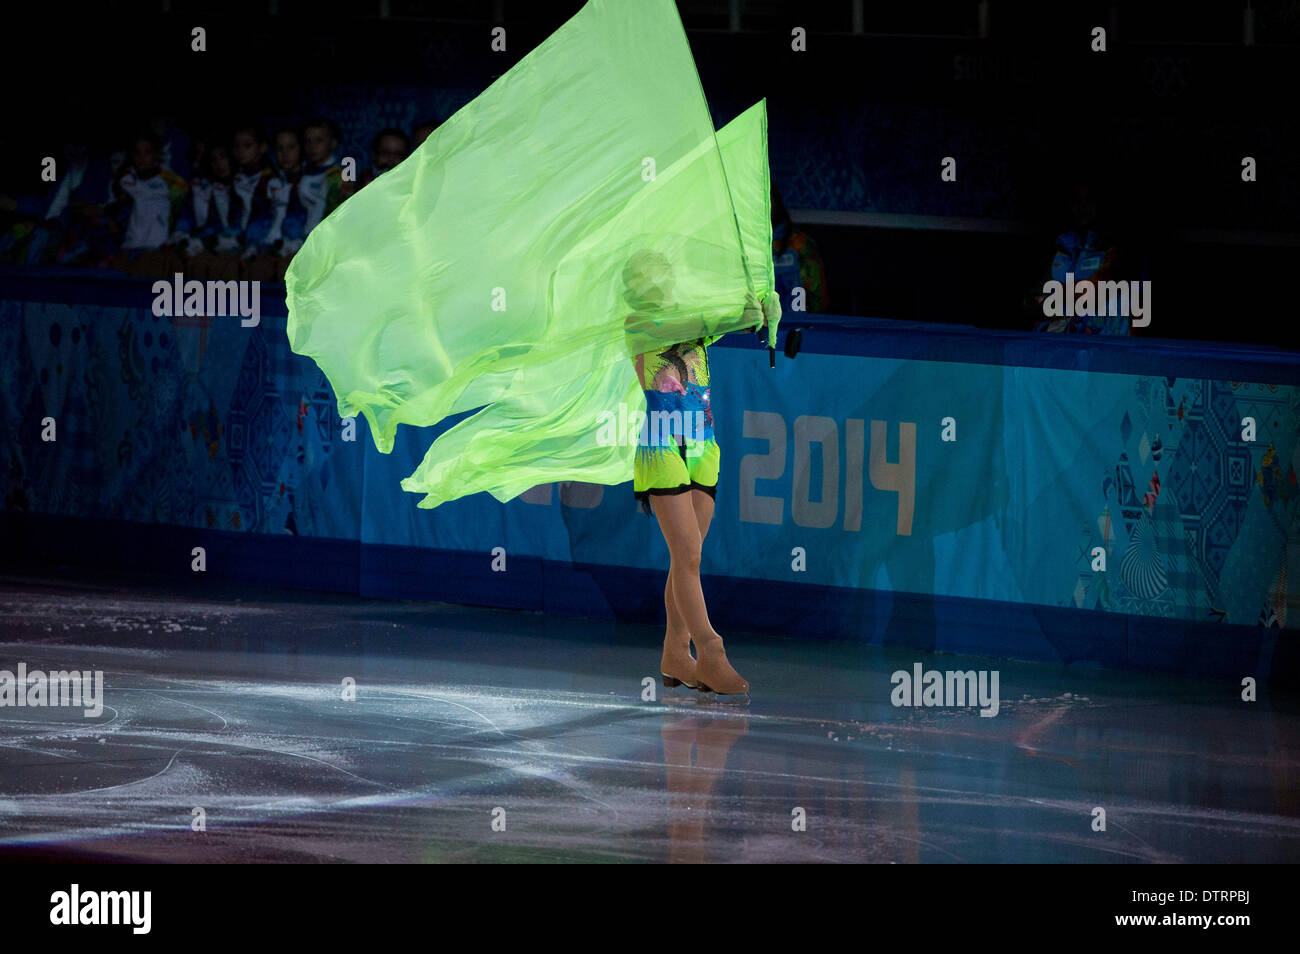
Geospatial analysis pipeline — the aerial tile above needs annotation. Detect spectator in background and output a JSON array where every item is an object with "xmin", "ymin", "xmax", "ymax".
[
  {"xmin": 230, "ymin": 124, "xmax": 275, "ymax": 272},
  {"xmin": 246, "ymin": 126, "xmax": 309, "ymax": 281},
  {"xmin": 146, "ymin": 115, "xmax": 191, "ymax": 179},
  {"xmin": 185, "ymin": 137, "xmax": 208, "ymax": 190},
  {"xmin": 174, "ymin": 142, "xmax": 240, "ymax": 279},
  {"xmin": 298, "ymin": 116, "xmax": 353, "ymax": 235},
  {"xmin": 772, "ymin": 186, "xmax": 829, "ymax": 314},
  {"xmin": 108, "ymin": 131, "xmax": 188, "ymax": 277},
  {"xmin": 1026, "ymin": 174, "xmax": 1135, "ymax": 335},
  {"xmin": 412, "ymin": 119, "xmax": 441, "ymax": 149},
  {"xmin": 51, "ymin": 141, "xmax": 120, "ymax": 267},
  {"xmin": 271, "ymin": 126, "xmax": 305, "ymax": 181},
  {"xmin": 356, "ymin": 127, "xmax": 411, "ymax": 191}
]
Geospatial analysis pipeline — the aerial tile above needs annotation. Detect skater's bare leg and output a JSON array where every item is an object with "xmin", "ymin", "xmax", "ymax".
[
  {"xmin": 664, "ymin": 489, "xmax": 712, "ymax": 644},
  {"xmin": 652, "ymin": 491, "xmax": 747, "ymax": 693},
  {"xmin": 658, "ymin": 491, "xmax": 700, "ymax": 685},
  {"xmin": 690, "ymin": 487, "xmax": 714, "ymax": 541},
  {"xmin": 653, "ymin": 492, "xmax": 716, "ymax": 640},
  {"xmin": 664, "ymin": 577, "xmax": 690, "ymax": 646}
]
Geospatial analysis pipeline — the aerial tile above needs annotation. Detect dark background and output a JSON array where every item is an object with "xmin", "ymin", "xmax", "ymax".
[{"xmin": 7, "ymin": 0, "xmax": 1298, "ymax": 347}]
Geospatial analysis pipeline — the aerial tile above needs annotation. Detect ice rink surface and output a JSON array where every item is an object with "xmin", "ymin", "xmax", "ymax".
[{"xmin": 0, "ymin": 571, "xmax": 1296, "ymax": 863}]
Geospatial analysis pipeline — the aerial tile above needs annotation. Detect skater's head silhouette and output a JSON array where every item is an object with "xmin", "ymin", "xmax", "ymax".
[{"xmin": 622, "ymin": 249, "xmax": 675, "ymax": 311}]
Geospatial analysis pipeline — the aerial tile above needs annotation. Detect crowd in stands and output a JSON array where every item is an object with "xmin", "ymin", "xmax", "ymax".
[
  {"xmin": 5, "ymin": 108, "xmax": 1151, "ymax": 339},
  {"xmin": 0, "ymin": 117, "xmax": 440, "ymax": 281}
]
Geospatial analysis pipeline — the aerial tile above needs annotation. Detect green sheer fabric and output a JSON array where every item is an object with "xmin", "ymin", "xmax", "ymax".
[
  {"xmin": 285, "ymin": 0, "xmax": 779, "ymax": 508},
  {"xmin": 398, "ymin": 101, "xmax": 779, "ymax": 508},
  {"xmin": 708, "ymin": 99, "xmax": 778, "ymax": 348}
]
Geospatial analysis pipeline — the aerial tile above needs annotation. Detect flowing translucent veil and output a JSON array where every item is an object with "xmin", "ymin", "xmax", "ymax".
[{"xmin": 286, "ymin": 0, "xmax": 779, "ymax": 508}]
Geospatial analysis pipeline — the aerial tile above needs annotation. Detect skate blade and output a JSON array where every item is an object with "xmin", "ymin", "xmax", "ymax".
[{"xmin": 694, "ymin": 682, "xmax": 751, "ymax": 705}]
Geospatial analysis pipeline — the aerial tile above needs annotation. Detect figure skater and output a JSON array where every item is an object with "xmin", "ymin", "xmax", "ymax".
[{"xmin": 623, "ymin": 249, "xmax": 766, "ymax": 696}]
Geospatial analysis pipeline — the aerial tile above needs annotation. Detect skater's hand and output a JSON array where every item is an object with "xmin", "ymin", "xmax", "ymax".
[{"xmin": 761, "ymin": 292, "xmax": 781, "ymax": 326}]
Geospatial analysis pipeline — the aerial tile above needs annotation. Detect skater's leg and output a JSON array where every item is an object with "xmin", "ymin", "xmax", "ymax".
[
  {"xmin": 656, "ymin": 492, "xmax": 701, "ymax": 686},
  {"xmin": 664, "ymin": 577, "xmax": 690, "ymax": 644},
  {"xmin": 652, "ymin": 493, "xmax": 715, "ymax": 639},
  {"xmin": 690, "ymin": 487, "xmax": 714, "ymax": 541},
  {"xmin": 664, "ymin": 488, "xmax": 714, "ymax": 641},
  {"xmin": 652, "ymin": 492, "xmax": 747, "ymax": 694}
]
